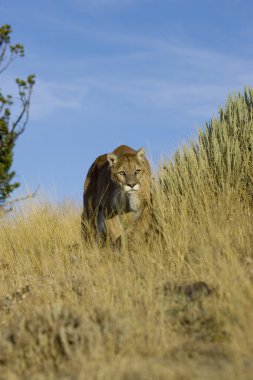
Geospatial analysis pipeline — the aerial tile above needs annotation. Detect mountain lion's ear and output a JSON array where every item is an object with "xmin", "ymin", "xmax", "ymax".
[
  {"xmin": 137, "ymin": 147, "xmax": 145, "ymax": 161},
  {"xmin": 107, "ymin": 153, "xmax": 118, "ymax": 167}
]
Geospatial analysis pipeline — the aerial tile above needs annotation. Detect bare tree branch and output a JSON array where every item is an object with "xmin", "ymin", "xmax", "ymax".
[{"xmin": 0, "ymin": 186, "xmax": 39, "ymax": 215}]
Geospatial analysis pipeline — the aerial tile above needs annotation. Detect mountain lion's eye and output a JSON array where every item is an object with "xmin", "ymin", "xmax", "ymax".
[
  {"xmin": 135, "ymin": 169, "xmax": 141, "ymax": 174},
  {"xmin": 119, "ymin": 171, "xmax": 126, "ymax": 176}
]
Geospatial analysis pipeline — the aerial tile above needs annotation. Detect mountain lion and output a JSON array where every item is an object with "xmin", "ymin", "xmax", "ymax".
[{"xmin": 81, "ymin": 145, "xmax": 152, "ymax": 247}]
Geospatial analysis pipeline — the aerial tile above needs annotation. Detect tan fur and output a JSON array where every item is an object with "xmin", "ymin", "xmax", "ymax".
[{"xmin": 81, "ymin": 145, "xmax": 152, "ymax": 246}]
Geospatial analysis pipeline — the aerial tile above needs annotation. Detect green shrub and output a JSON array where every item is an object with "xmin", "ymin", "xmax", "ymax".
[{"xmin": 160, "ymin": 88, "xmax": 253, "ymax": 217}]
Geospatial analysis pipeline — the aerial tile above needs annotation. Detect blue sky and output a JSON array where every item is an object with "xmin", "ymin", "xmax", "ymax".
[{"xmin": 1, "ymin": 0, "xmax": 253, "ymax": 203}]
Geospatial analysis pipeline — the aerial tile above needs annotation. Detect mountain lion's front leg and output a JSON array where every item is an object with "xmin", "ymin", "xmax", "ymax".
[
  {"xmin": 105, "ymin": 215, "xmax": 124, "ymax": 247},
  {"xmin": 127, "ymin": 205, "xmax": 151, "ymax": 240}
]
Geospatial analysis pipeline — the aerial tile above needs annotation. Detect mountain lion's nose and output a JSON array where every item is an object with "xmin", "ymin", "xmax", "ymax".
[{"xmin": 127, "ymin": 183, "xmax": 136, "ymax": 188}]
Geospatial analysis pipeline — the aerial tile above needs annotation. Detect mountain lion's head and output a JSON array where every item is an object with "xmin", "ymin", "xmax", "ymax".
[{"xmin": 107, "ymin": 147, "xmax": 147, "ymax": 194}]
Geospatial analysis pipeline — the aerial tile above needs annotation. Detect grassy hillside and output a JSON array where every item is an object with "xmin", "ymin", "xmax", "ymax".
[{"xmin": 1, "ymin": 89, "xmax": 253, "ymax": 379}]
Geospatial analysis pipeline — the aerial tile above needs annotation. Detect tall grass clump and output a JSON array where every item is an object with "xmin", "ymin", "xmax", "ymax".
[
  {"xmin": 1, "ymin": 88, "xmax": 253, "ymax": 379},
  {"xmin": 159, "ymin": 88, "xmax": 253, "ymax": 224}
]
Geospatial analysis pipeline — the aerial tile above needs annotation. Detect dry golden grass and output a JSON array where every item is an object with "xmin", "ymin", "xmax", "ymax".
[
  {"xmin": 1, "ymin": 89, "xmax": 253, "ymax": 379},
  {"xmin": 1, "ymin": 190, "xmax": 253, "ymax": 380}
]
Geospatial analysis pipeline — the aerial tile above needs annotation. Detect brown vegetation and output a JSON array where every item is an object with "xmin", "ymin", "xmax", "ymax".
[{"xmin": 1, "ymin": 89, "xmax": 253, "ymax": 379}]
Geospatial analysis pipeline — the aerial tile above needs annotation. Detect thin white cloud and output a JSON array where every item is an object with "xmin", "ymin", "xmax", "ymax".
[
  {"xmin": 80, "ymin": 76, "xmax": 231, "ymax": 117},
  {"xmin": 19, "ymin": 75, "xmax": 226, "ymax": 123},
  {"xmin": 48, "ymin": 28, "xmax": 252, "ymax": 119},
  {"xmin": 28, "ymin": 36, "xmax": 253, "ymax": 122},
  {"xmin": 70, "ymin": 0, "xmax": 138, "ymax": 10},
  {"xmin": 4, "ymin": 24, "xmax": 252, "ymax": 123},
  {"xmin": 35, "ymin": 20, "xmax": 253, "ymax": 78},
  {"xmin": 29, "ymin": 79, "xmax": 88, "ymax": 121}
]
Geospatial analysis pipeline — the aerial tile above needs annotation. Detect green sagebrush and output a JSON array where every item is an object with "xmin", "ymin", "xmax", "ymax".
[{"xmin": 161, "ymin": 88, "xmax": 253, "ymax": 208}]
